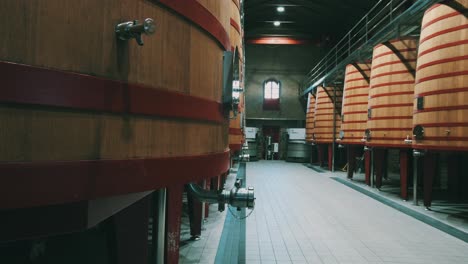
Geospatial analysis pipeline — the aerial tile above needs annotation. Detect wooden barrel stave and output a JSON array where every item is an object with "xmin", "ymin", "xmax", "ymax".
[
  {"xmin": 367, "ymin": 38, "xmax": 418, "ymax": 148},
  {"xmin": 314, "ymin": 87, "xmax": 342, "ymax": 144},
  {"xmin": 413, "ymin": 0, "xmax": 468, "ymax": 150},
  {"xmin": 306, "ymin": 94, "xmax": 316, "ymax": 142},
  {"xmin": 340, "ymin": 63, "xmax": 371, "ymax": 144}
]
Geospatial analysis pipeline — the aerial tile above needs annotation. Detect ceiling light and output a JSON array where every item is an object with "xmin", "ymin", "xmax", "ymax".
[
  {"xmin": 277, "ymin": 6, "xmax": 285, "ymax": 12},
  {"xmin": 273, "ymin": 21, "xmax": 281, "ymax": 26}
]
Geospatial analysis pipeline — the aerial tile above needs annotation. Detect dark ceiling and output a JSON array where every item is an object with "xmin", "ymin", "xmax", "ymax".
[{"xmin": 244, "ymin": 0, "xmax": 380, "ymax": 45}]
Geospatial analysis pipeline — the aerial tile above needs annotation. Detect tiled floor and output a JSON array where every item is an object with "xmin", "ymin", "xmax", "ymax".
[
  {"xmin": 340, "ymin": 171, "xmax": 468, "ymax": 234},
  {"xmin": 245, "ymin": 160, "xmax": 468, "ymax": 264}
]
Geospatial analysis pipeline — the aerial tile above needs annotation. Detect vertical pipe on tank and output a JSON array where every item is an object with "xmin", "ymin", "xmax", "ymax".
[{"xmin": 151, "ymin": 189, "xmax": 166, "ymax": 264}]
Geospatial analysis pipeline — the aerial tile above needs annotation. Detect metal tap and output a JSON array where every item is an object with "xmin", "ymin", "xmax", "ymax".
[
  {"xmin": 115, "ymin": 18, "xmax": 156, "ymax": 46},
  {"xmin": 187, "ymin": 179, "xmax": 255, "ymax": 213}
]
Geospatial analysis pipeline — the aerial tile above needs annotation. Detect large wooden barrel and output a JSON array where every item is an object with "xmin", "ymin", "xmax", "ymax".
[
  {"xmin": 228, "ymin": 0, "xmax": 245, "ymax": 153},
  {"xmin": 0, "ymin": 1, "xmax": 231, "ymax": 208},
  {"xmin": 366, "ymin": 38, "xmax": 418, "ymax": 148},
  {"xmin": 305, "ymin": 93, "xmax": 316, "ymax": 143},
  {"xmin": 314, "ymin": 86, "xmax": 342, "ymax": 144},
  {"xmin": 339, "ymin": 63, "xmax": 371, "ymax": 145},
  {"xmin": 413, "ymin": 0, "xmax": 468, "ymax": 151}
]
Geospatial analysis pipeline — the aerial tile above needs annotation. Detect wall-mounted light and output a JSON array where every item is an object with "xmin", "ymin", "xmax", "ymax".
[
  {"xmin": 277, "ymin": 6, "xmax": 285, "ymax": 12},
  {"xmin": 273, "ymin": 21, "xmax": 281, "ymax": 26}
]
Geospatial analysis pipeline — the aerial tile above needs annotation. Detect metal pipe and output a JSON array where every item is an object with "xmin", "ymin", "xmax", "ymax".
[
  {"xmin": 412, "ymin": 149, "xmax": 425, "ymax": 205},
  {"xmin": 332, "ymin": 86, "xmax": 336, "ymax": 172},
  {"xmin": 413, "ymin": 154, "xmax": 418, "ymax": 205},
  {"xmin": 186, "ymin": 183, "xmax": 219, "ymax": 204},
  {"xmin": 187, "ymin": 180, "xmax": 255, "ymax": 212},
  {"xmin": 151, "ymin": 189, "xmax": 166, "ymax": 264},
  {"xmin": 370, "ymin": 149, "xmax": 374, "ymax": 188}
]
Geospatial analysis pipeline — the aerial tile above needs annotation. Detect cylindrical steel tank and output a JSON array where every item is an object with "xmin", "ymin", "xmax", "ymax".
[
  {"xmin": 305, "ymin": 93, "xmax": 316, "ymax": 143},
  {"xmin": 314, "ymin": 86, "xmax": 342, "ymax": 144},
  {"xmin": 366, "ymin": 38, "xmax": 418, "ymax": 148},
  {"xmin": 339, "ymin": 63, "xmax": 371, "ymax": 145},
  {"xmin": 244, "ymin": 127, "xmax": 259, "ymax": 160},
  {"xmin": 286, "ymin": 128, "xmax": 311, "ymax": 162},
  {"xmin": 412, "ymin": 0, "xmax": 468, "ymax": 151}
]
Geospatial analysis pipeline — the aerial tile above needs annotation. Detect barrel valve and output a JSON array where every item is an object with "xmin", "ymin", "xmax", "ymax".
[
  {"xmin": 187, "ymin": 179, "xmax": 255, "ymax": 213},
  {"xmin": 115, "ymin": 18, "xmax": 156, "ymax": 46},
  {"xmin": 404, "ymin": 135, "xmax": 412, "ymax": 144}
]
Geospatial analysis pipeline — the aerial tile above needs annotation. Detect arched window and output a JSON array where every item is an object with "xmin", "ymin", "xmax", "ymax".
[{"xmin": 263, "ymin": 79, "xmax": 280, "ymax": 110}]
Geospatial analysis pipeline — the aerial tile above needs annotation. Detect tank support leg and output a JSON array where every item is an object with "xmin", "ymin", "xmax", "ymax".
[
  {"xmin": 448, "ymin": 154, "xmax": 461, "ymax": 201},
  {"xmin": 317, "ymin": 144, "xmax": 324, "ymax": 168},
  {"xmin": 374, "ymin": 149, "xmax": 385, "ymax": 189},
  {"xmin": 110, "ymin": 196, "xmax": 150, "ymax": 264},
  {"xmin": 400, "ymin": 149, "xmax": 410, "ymax": 200},
  {"xmin": 328, "ymin": 144, "xmax": 333, "ymax": 171},
  {"xmin": 347, "ymin": 146, "xmax": 356, "ymax": 179},
  {"xmin": 151, "ymin": 189, "xmax": 166, "ymax": 264},
  {"xmin": 423, "ymin": 153, "xmax": 436, "ymax": 208},
  {"xmin": 365, "ymin": 151, "xmax": 371, "ymax": 186},
  {"xmin": 166, "ymin": 185, "xmax": 184, "ymax": 264},
  {"xmin": 204, "ymin": 180, "xmax": 210, "ymax": 219},
  {"xmin": 212, "ymin": 175, "xmax": 220, "ymax": 191},
  {"xmin": 187, "ymin": 181, "xmax": 203, "ymax": 239}
]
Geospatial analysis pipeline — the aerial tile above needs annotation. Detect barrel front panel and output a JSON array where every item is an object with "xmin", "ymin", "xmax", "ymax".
[
  {"xmin": 413, "ymin": 0, "xmax": 468, "ymax": 150},
  {"xmin": 314, "ymin": 87, "xmax": 342, "ymax": 144},
  {"xmin": 367, "ymin": 38, "xmax": 418, "ymax": 148},
  {"xmin": 340, "ymin": 63, "xmax": 371, "ymax": 145},
  {"xmin": 306, "ymin": 94, "xmax": 316, "ymax": 143}
]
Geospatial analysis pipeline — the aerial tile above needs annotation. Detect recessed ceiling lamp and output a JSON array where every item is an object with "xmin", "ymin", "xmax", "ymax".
[
  {"xmin": 277, "ymin": 6, "xmax": 285, "ymax": 12},
  {"xmin": 273, "ymin": 21, "xmax": 281, "ymax": 26}
]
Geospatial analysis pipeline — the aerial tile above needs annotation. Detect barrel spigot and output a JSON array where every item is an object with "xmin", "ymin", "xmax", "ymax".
[
  {"xmin": 115, "ymin": 18, "xmax": 156, "ymax": 46},
  {"xmin": 413, "ymin": 149, "xmax": 425, "ymax": 157},
  {"xmin": 404, "ymin": 135, "xmax": 412, "ymax": 144}
]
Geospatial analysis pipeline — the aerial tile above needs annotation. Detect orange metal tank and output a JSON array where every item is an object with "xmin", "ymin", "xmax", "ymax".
[
  {"xmin": 366, "ymin": 38, "xmax": 418, "ymax": 148},
  {"xmin": 339, "ymin": 63, "xmax": 371, "ymax": 145},
  {"xmin": 412, "ymin": 0, "xmax": 468, "ymax": 151},
  {"xmin": 314, "ymin": 86, "xmax": 342, "ymax": 144}
]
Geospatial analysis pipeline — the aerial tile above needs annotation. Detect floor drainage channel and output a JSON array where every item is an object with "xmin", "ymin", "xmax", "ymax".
[{"xmin": 214, "ymin": 162, "xmax": 247, "ymax": 264}]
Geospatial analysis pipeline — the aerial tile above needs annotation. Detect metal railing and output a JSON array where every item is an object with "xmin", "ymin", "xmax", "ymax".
[{"xmin": 300, "ymin": 0, "xmax": 441, "ymax": 96}]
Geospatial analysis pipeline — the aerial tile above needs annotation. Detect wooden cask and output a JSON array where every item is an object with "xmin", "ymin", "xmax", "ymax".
[
  {"xmin": 339, "ymin": 63, "xmax": 371, "ymax": 145},
  {"xmin": 228, "ymin": 0, "xmax": 245, "ymax": 152},
  {"xmin": 314, "ymin": 86, "xmax": 342, "ymax": 144},
  {"xmin": 306, "ymin": 93, "xmax": 316, "ymax": 143},
  {"xmin": 366, "ymin": 38, "xmax": 418, "ymax": 148},
  {"xmin": 0, "ymin": 0, "xmax": 231, "ymax": 208},
  {"xmin": 413, "ymin": 0, "xmax": 468, "ymax": 151}
]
